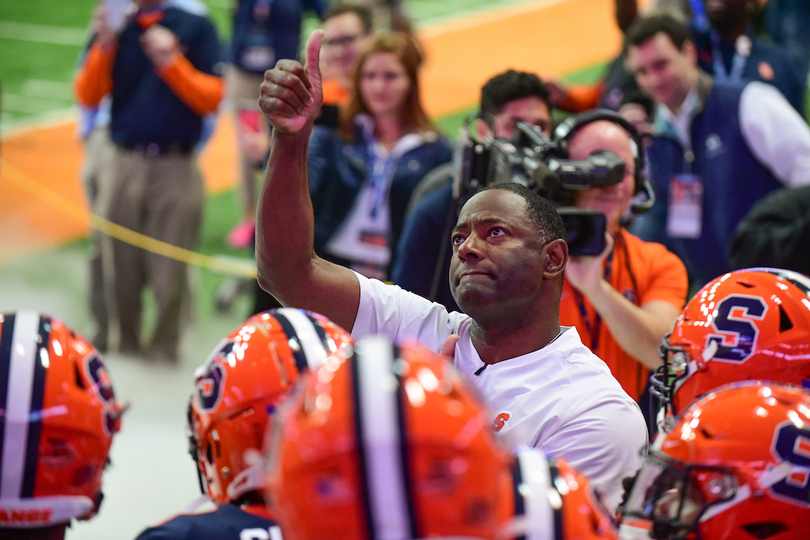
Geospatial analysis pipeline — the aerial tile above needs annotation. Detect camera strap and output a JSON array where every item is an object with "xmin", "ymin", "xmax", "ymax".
[{"xmin": 572, "ymin": 245, "xmax": 616, "ymax": 353}]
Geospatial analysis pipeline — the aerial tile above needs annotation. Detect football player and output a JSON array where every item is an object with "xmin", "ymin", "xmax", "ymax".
[
  {"xmin": 134, "ymin": 309, "xmax": 352, "ymax": 540},
  {"xmin": 504, "ymin": 447, "xmax": 620, "ymax": 540},
  {"xmin": 620, "ymin": 382, "xmax": 810, "ymax": 540},
  {"xmin": 652, "ymin": 268, "xmax": 810, "ymax": 428},
  {"xmin": 0, "ymin": 311, "xmax": 124, "ymax": 540},
  {"xmin": 266, "ymin": 336, "xmax": 514, "ymax": 540}
]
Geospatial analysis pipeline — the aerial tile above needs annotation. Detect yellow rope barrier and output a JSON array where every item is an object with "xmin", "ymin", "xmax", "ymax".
[{"xmin": 1, "ymin": 157, "xmax": 258, "ymax": 279}]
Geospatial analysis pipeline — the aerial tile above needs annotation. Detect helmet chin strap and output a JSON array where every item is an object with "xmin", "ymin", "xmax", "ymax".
[
  {"xmin": 701, "ymin": 339, "xmax": 719, "ymax": 363},
  {"xmin": 226, "ymin": 463, "xmax": 265, "ymax": 503}
]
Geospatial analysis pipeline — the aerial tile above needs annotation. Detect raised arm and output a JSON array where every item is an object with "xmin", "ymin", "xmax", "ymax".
[{"xmin": 255, "ymin": 31, "xmax": 360, "ymax": 332}]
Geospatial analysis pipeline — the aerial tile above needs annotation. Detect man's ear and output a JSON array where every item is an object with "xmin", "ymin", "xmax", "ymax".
[
  {"xmin": 543, "ymin": 238, "xmax": 568, "ymax": 279},
  {"xmin": 682, "ymin": 40, "xmax": 698, "ymax": 66},
  {"xmin": 475, "ymin": 118, "xmax": 493, "ymax": 140}
]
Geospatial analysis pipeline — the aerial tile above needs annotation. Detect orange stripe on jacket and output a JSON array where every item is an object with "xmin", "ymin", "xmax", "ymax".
[
  {"xmin": 74, "ymin": 43, "xmax": 117, "ymax": 107},
  {"xmin": 158, "ymin": 52, "xmax": 224, "ymax": 116}
]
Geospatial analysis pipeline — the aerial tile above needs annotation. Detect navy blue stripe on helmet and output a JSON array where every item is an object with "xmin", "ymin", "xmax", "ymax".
[
  {"xmin": 350, "ymin": 347, "xmax": 376, "ymax": 539},
  {"xmin": 512, "ymin": 456, "xmax": 527, "ymax": 540},
  {"xmin": 21, "ymin": 315, "xmax": 50, "ymax": 498},
  {"xmin": 273, "ymin": 312, "xmax": 310, "ymax": 373},
  {"xmin": 0, "ymin": 313, "xmax": 17, "ymax": 495}
]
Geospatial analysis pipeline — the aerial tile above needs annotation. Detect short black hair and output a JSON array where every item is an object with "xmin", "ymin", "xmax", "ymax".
[
  {"xmin": 323, "ymin": 4, "xmax": 374, "ymax": 33},
  {"xmin": 479, "ymin": 70, "xmax": 552, "ymax": 120},
  {"xmin": 625, "ymin": 14, "xmax": 693, "ymax": 51},
  {"xmin": 478, "ymin": 183, "xmax": 566, "ymax": 244}
]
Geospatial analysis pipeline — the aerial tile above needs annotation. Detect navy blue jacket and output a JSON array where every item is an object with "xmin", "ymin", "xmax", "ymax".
[
  {"xmin": 632, "ymin": 79, "xmax": 782, "ymax": 287},
  {"xmin": 230, "ymin": 0, "xmax": 326, "ymax": 73},
  {"xmin": 307, "ymin": 124, "xmax": 453, "ymax": 273},
  {"xmin": 135, "ymin": 503, "xmax": 279, "ymax": 540},
  {"xmin": 110, "ymin": 6, "xmax": 222, "ymax": 146},
  {"xmin": 391, "ymin": 168, "xmax": 460, "ymax": 311},
  {"xmin": 694, "ymin": 28, "xmax": 806, "ymax": 114}
]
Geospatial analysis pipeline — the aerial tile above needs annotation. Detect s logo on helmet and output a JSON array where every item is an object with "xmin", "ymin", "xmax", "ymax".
[
  {"xmin": 770, "ymin": 421, "xmax": 810, "ymax": 506},
  {"xmin": 196, "ymin": 341, "xmax": 234, "ymax": 411},
  {"xmin": 85, "ymin": 354, "xmax": 118, "ymax": 436},
  {"xmin": 705, "ymin": 294, "xmax": 767, "ymax": 363}
]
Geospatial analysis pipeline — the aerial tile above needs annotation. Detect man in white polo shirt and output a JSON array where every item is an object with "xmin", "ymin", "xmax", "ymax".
[{"xmin": 254, "ymin": 30, "xmax": 647, "ymax": 513}]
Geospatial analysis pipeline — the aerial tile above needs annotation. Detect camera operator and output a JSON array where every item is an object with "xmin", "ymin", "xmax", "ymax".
[
  {"xmin": 558, "ymin": 112, "xmax": 687, "ymax": 412},
  {"xmin": 391, "ymin": 69, "xmax": 553, "ymax": 311}
]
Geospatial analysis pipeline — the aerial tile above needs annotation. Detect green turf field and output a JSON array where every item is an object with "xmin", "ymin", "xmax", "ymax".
[{"xmin": 0, "ymin": 0, "xmax": 545, "ymax": 129}]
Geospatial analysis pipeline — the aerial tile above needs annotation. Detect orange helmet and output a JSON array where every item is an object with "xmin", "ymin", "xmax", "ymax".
[
  {"xmin": 502, "ymin": 448, "xmax": 619, "ymax": 540},
  {"xmin": 652, "ymin": 268, "xmax": 810, "ymax": 419},
  {"xmin": 266, "ymin": 336, "xmax": 513, "ymax": 540},
  {"xmin": 621, "ymin": 382, "xmax": 810, "ymax": 540},
  {"xmin": 188, "ymin": 308, "xmax": 352, "ymax": 505},
  {"xmin": 0, "ymin": 311, "xmax": 123, "ymax": 529}
]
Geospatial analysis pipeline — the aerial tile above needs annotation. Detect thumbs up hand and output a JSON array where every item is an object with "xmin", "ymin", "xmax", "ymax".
[{"xmin": 258, "ymin": 30, "xmax": 324, "ymax": 135}]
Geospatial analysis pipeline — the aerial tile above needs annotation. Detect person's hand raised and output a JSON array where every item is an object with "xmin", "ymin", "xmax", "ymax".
[{"xmin": 259, "ymin": 30, "xmax": 323, "ymax": 135}]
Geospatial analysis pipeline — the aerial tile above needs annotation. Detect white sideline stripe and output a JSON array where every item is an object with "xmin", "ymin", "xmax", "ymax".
[
  {"xmin": 276, "ymin": 308, "xmax": 327, "ymax": 370},
  {"xmin": 0, "ymin": 21, "xmax": 87, "ymax": 46},
  {"xmin": 2, "ymin": 93, "xmax": 74, "ymax": 114},
  {"xmin": 22, "ymin": 79, "xmax": 75, "ymax": 99},
  {"xmin": 0, "ymin": 108, "xmax": 75, "ymax": 139},
  {"xmin": 356, "ymin": 337, "xmax": 411, "ymax": 539},
  {"xmin": 1, "ymin": 310, "xmax": 39, "ymax": 499}
]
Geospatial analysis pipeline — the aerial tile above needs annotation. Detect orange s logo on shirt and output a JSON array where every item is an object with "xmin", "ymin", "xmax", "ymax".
[{"xmin": 493, "ymin": 413, "xmax": 510, "ymax": 432}]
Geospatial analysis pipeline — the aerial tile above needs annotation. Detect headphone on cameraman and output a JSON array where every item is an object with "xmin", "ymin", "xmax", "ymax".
[{"xmin": 553, "ymin": 108, "xmax": 655, "ymax": 215}]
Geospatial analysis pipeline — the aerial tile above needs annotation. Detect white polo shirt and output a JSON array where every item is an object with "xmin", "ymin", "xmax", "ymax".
[{"xmin": 351, "ymin": 272, "xmax": 647, "ymax": 513}]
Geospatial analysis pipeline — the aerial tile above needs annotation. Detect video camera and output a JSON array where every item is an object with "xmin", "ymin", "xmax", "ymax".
[{"xmin": 453, "ymin": 120, "xmax": 626, "ymax": 256}]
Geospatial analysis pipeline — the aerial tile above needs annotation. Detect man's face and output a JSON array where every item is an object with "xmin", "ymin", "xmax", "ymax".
[
  {"xmin": 449, "ymin": 190, "xmax": 546, "ymax": 317},
  {"xmin": 490, "ymin": 96, "xmax": 552, "ymax": 139},
  {"xmin": 322, "ymin": 13, "xmax": 371, "ymax": 80},
  {"xmin": 568, "ymin": 121, "xmax": 636, "ymax": 233},
  {"xmin": 627, "ymin": 33, "xmax": 697, "ymax": 112}
]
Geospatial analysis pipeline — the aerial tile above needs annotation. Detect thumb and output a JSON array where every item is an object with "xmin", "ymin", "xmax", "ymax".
[
  {"xmin": 440, "ymin": 334, "xmax": 460, "ymax": 363},
  {"xmin": 305, "ymin": 30, "xmax": 324, "ymax": 92}
]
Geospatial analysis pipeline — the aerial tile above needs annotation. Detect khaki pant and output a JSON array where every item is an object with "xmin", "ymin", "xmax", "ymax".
[
  {"xmin": 82, "ymin": 127, "xmax": 116, "ymax": 351},
  {"xmin": 99, "ymin": 145, "xmax": 203, "ymax": 360}
]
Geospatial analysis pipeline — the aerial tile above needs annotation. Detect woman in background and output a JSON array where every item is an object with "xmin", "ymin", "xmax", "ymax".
[{"xmin": 307, "ymin": 32, "xmax": 452, "ymax": 281}]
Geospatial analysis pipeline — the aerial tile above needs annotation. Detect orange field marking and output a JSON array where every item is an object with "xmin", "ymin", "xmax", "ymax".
[{"xmin": 0, "ymin": 0, "xmax": 623, "ymax": 263}]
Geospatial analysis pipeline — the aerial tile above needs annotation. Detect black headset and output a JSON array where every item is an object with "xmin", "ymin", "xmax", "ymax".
[{"xmin": 553, "ymin": 108, "xmax": 655, "ymax": 214}]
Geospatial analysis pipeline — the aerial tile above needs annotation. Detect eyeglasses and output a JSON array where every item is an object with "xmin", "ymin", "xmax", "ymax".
[{"xmin": 323, "ymin": 34, "xmax": 363, "ymax": 49}]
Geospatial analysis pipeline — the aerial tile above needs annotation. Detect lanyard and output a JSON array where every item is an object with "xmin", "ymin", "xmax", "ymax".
[
  {"xmin": 711, "ymin": 31, "xmax": 751, "ymax": 83},
  {"xmin": 367, "ymin": 142, "xmax": 396, "ymax": 219},
  {"xmin": 573, "ymin": 235, "xmax": 618, "ymax": 353}
]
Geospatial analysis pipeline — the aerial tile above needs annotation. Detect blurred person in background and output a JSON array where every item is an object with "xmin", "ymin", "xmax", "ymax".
[
  {"xmin": 74, "ymin": 0, "xmax": 224, "ymax": 362},
  {"xmin": 320, "ymin": 4, "xmax": 376, "ymax": 109},
  {"xmin": 556, "ymin": 112, "xmax": 687, "ymax": 431},
  {"xmin": 730, "ymin": 186, "xmax": 810, "ymax": 275},
  {"xmin": 624, "ymin": 14, "xmax": 810, "ymax": 288},
  {"xmin": 691, "ymin": 0, "xmax": 806, "ymax": 115},
  {"xmin": 226, "ymin": 0, "xmax": 328, "ymax": 250},
  {"xmin": 307, "ymin": 32, "xmax": 452, "ymax": 281}
]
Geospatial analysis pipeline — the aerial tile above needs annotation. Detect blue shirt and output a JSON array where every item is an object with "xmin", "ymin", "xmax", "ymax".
[
  {"xmin": 109, "ymin": 5, "xmax": 222, "ymax": 146},
  {"xmin": 135, "ymin": 503, "xmax": 279, "ymax": 540},
  {"xmin": 230, "ymin": 0, "xmax": 327, "ymax": 73}
]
